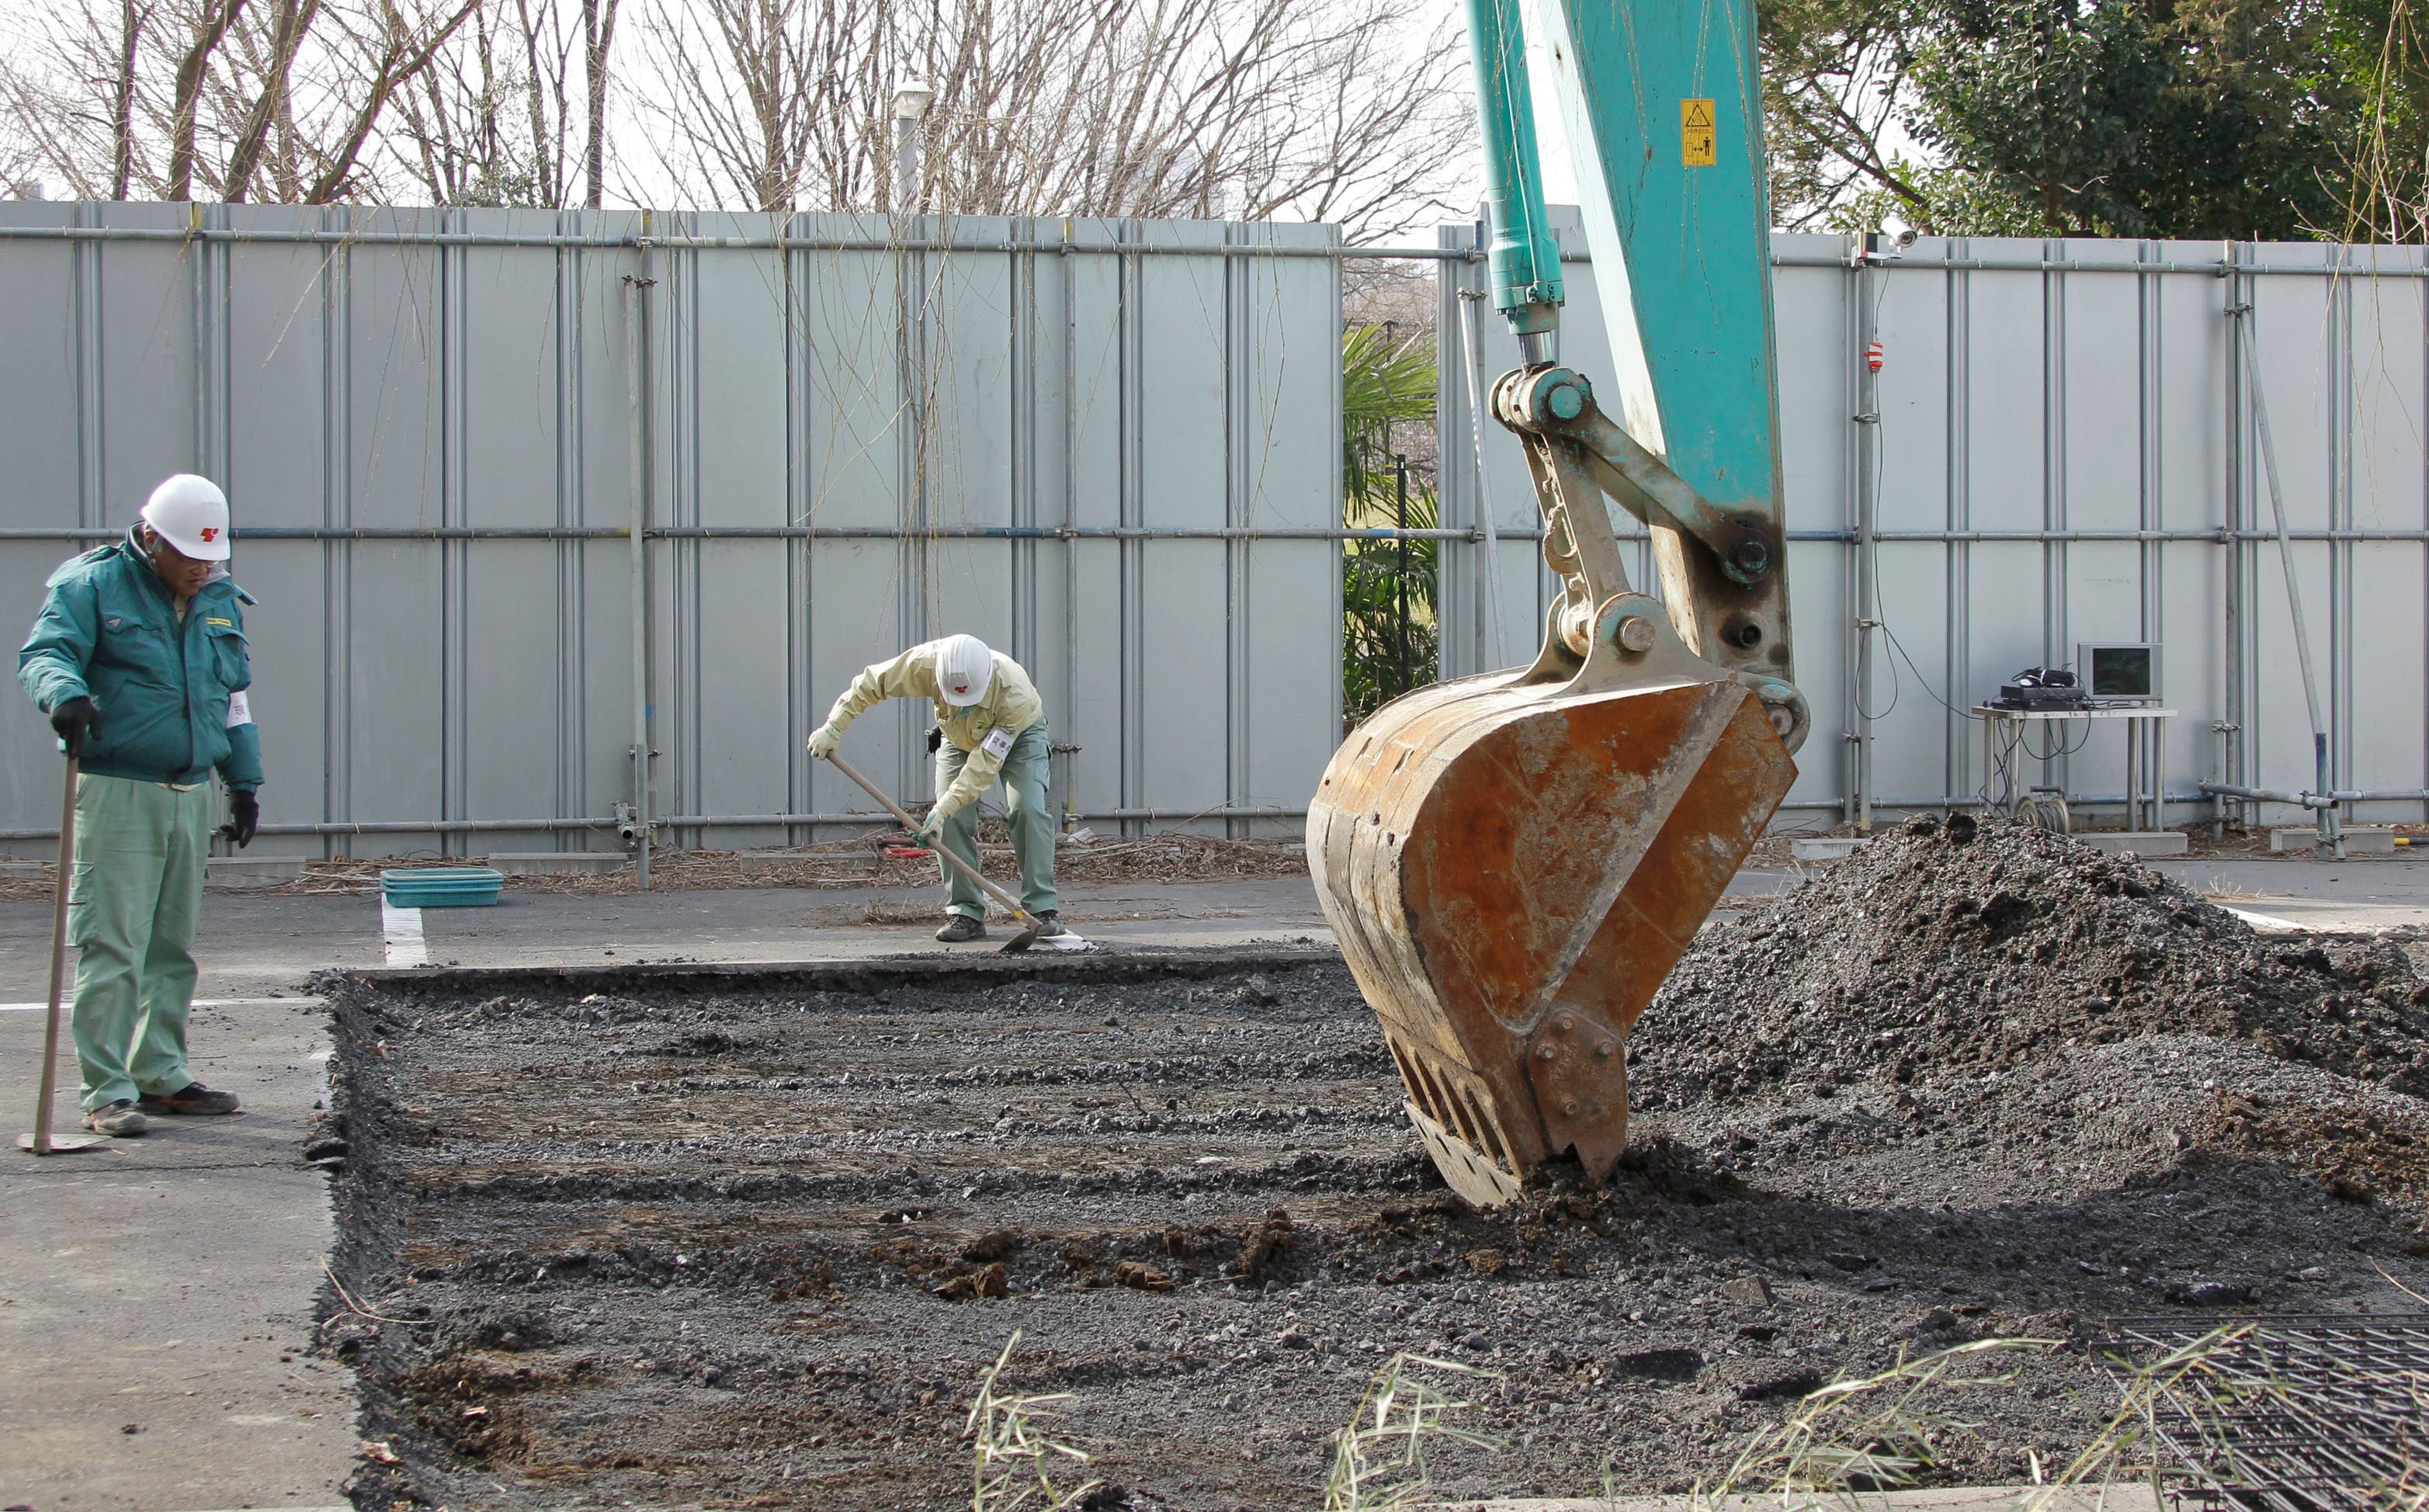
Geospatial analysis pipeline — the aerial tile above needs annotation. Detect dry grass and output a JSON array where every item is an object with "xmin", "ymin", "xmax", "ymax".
[
  {"xmin": 217, "ymin": 829, "xmax": 1308, "ymax": 900},
  {"xmin": 1322, "ymin": 1353, "xmax": 1498, "ymax": 1512},
  {"xmin": 963, "ymin": 1331, "xmax": 1101, "ymax": 1512},
  {"xmin": 0, "ymin": 869, "xmax": 59, "ymax": 902},
  {"xmin": 1685, "ymin": 1338, "xmax": 2057, "ymax": 1505},
  {"xmin": 1287, "ymin": 1331, "xmax": 2347, "ymax": 1511}
]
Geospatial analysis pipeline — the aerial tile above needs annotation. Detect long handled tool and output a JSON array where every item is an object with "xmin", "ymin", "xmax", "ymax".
[
  {"xmin": 19, "ymin": 755, "xmax": 97, "ymax": 1153},
  {"xmin": 822, "ymin": 751, "xmax": 1086, "ymax": 954}
]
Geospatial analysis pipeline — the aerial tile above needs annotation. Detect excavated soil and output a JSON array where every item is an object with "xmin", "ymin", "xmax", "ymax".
[{"xmin": 319, "ymin": 822, "xmax": 2429, "ymax": 1510}]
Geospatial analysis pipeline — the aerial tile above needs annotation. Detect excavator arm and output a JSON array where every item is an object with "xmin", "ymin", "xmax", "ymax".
[{"xmin": 1307, "ymin": 0, "xmax": 1808, "ymax": 1206}]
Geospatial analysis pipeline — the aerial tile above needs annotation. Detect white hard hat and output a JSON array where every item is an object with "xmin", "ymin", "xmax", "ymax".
[
  {"xmin": 141, "ymin": 474, "xmax": 231, "ymax": 561},
  {"xmin": 935, "ymin": 633, "xmax": 994, "ymax": 706}
]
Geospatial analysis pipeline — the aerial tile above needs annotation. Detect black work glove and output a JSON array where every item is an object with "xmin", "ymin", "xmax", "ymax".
[
  {"xmin": 49, "ymin": 696, "xmax": 101, "ymax": 757},
  {"xmin": 223, "ymin": 791, "xmax": 260, "ymax": 849},
  {"xmin": 925, "ymin": 725, "xmax": 944, "ymax": 754}
]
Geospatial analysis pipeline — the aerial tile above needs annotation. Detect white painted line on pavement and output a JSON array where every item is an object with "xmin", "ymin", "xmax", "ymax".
[
  {"xmin": 381, "ymin": 896, "xmax": 427, "ymax": 967},
  {"xmin": 2223, "ymin": 904, "xmax": 2327, "ymax": 934}
]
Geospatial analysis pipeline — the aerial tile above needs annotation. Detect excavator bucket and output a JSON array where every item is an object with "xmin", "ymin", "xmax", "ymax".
[
  {"xmin": 1352, "ymin": 0, "xmax": 1806, "ymax": 1204},
  {"xmin": 1308, "ymin": 619, "xmax": 1792, "ymax": 1205}
]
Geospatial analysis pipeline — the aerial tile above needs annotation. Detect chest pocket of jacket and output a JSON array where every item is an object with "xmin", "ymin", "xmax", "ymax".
[
  {"xmin": 203, "ymin": 620, "xmax": 250, "ymax": 692},
  {"xmin": 96, "ymin": 604, "xmax": 171, "ymax": 678}
]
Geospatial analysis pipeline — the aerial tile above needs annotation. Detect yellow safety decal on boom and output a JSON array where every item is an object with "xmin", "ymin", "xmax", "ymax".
[{"xmin": 1681, "ymin": 99, "xmax": 1716, "ymax": 166}]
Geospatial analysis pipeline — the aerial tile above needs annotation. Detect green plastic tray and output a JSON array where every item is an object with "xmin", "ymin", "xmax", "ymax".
[{"xmin": 380, "ymin": 867, "xmax": 503, "ymax": 908}]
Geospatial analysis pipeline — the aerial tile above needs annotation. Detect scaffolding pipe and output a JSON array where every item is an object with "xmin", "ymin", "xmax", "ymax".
[
  {"xmin": 2195, "ymin": 782, "xmax": 2429, "ymax": 808},
  {"xmin": 12, "ymin": 790, "xmax": 2400, "ymax": 845},
  {"xmin": 1060, "ymin": 234, "xmax": 1083, "ymax": 831},
  {"xmin": 624, "ymin": 242, "xmax": 655, "ymax": 891},
  {"xmin": 1, "ymin": 222, "xmax": 2417, "ymax": 280},
  {"xmin": 0, "ymin": 806, "xmax": 1312, "ymax": 843},
  {"xmin": 1849, "ymin": 239, "xmax": 1882, "ymax": 830},
  {"xmin": 2235, "ymin": 304, "xmax": 2341, "ymax": 858},
  {"xmin": 10, "ymin": 522, "xmax": 2429, "ymax": 546},
  {"xmin": 1456, "ymin": 286, "xmax": 1511, "ymax": 668}
]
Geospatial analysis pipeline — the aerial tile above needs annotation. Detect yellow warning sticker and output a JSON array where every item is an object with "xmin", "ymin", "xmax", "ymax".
[{"xmin": 1681, "ymin": 98, "xmax": 1717, "ymax": 167}]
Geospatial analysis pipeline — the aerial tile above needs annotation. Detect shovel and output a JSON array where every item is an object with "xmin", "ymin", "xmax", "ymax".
[
  {"xmin": 19, "ymin": 755, "xmax": 98, "ymax": 1153},
  {"xmin": 822, "ymin": 751, "xmax": 1082, "ymax": 954}
]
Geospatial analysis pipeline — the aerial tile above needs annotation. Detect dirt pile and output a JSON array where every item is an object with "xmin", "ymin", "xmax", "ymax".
[{"xmin": 1642, "ymin": 814, "xmax": 2429, "ymax": 1107}]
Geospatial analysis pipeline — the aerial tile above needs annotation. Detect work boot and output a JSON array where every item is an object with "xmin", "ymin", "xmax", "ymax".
[
  {"xmin": 936, "ymin": 914, "xmax": 987, "ymax": 943},
  {"xmin": 140, "ymin": 1082, "xmax": 242, "ymax": 1116},
  {"xmin": 84, "ymin": 1099, "xmax": 148, "ymax": 1137},
  {"xmin": 1031, "ymin": 911, "xmax": 1069, "ymax": 939}
]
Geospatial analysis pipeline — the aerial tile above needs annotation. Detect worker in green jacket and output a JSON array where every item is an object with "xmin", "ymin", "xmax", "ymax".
[
  {"xmin": 18, "ymin": 474, "xmax": 264, "ymax": 1138},
  {"xmin": 808, "ymin": 634, "xmax": 1063, "ymax": 943}
]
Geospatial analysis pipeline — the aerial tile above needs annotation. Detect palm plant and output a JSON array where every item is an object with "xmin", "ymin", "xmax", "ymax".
[{"xmin": 1341, "ymin": 323, "xmax": 1442, "ymax": 725}]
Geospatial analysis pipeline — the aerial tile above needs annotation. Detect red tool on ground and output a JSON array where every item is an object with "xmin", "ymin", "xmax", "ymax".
[{"xmin": 19, "ymin": 755, "xmax": 98, "ymax": 1154}]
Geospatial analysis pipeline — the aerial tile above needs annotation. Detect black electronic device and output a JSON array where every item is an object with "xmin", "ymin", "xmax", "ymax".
[{"xmin": 1989, "ymin": 666, "xmax": 2087, "ymax": 711}]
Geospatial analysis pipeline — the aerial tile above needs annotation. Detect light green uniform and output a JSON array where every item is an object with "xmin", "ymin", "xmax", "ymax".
[
  {"xmin": 825, "ymin": 642, "xmax": 1058, "ymax": 920},
  {"xmin": 66, "ymin": 779, "xmax": 213, "ymax": 1107},
  {"xmin": 18, "ymin": 529, "xmax": 262, "ymax": 1110}
]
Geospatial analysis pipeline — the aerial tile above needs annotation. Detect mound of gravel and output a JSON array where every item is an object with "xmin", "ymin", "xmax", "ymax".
[{"xmin": 1639, "ymin": 815, "xmax": 2429, "ymax": 1107}]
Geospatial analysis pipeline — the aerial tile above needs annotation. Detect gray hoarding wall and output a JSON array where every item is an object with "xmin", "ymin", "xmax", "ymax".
[
  {"xmin": 1439, "ymin": 213, "xmax": 2429, "ymax": 833},
  {"xmin": 0, "ymin": 204, "xmax": 1343, "ymax": 855}
]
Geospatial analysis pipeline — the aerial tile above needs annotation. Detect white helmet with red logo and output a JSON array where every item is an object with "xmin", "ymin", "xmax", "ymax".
[
  {"xmin": 935, "ymin": 633, "xmax": 994, "ymax": 706},
  {"xmin": 141, "ymin": 474, "xmax": 232, "ymax": 562}
]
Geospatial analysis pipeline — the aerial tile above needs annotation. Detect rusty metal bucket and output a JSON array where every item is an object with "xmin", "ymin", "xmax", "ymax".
[{"xmin": 1308, "ymin": 591, "xmax": 1794, "ymax": 1206}]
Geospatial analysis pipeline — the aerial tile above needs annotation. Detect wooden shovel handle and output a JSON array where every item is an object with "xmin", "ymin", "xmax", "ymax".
[{"xmin": 822, "ymin": 752, "xmax": 1033, "ymax": 925}]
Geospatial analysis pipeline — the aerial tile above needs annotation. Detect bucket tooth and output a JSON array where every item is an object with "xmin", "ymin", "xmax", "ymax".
[{"xmin": 1310, "ymin": 647, "xmax": 1792, "ymax": 1204}]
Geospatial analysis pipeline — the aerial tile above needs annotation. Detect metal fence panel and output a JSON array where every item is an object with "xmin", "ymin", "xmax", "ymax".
[
  {"xmin": 0, "ymin": 203, "xmax": 1341, "ymax": 853},
  {"xmin": 1436, "ymin": 223, "xmax": 2429, "ymax": 831}
]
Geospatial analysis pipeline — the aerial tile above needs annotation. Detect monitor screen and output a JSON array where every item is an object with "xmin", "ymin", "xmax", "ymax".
[{"xmin": 2088, "ymin": 645, "xmax": 2153, "ymax": 698}]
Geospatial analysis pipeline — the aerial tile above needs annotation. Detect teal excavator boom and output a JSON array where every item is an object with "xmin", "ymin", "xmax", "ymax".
[{"xmin": 1308, "ymin": 0, "xmax": 1808, "ymax": 1205}]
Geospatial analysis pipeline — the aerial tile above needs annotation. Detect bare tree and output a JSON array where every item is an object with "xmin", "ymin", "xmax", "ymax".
[
  {"xmin": 578, "ymin": 0, "xmax": 615, "ymax": 206},
  {"xmin": 1, "ymin": 0, "xmax": 484, "ymax": 203},
  {"xmin": 0, "ymin": 0, "xmax": 158, "ymax": 198},
  {"xmin": 638, "ymin": 0, "xmax": 876, "ymax": 213},
  {"xmin": 298, "ymin": 0, "xmax": 481, "ymax": 200},
  {"xmin": 376, "ymin": 0, "xmax": 619, "ymax": 207},
  {"xmin": 107, "ymin": 0, "xmax": 148, "ymax": 196},
  {"xmin": 4, "ymin": 0, "xmax": 1470, "ymax": 230},
  {"xmin": 391, "ymin": 0, "xmax": 540, "ymax": 203},
  {"xmin": 217, "ymin": 0, "xmax": 321, "ymax": 200},
  {"xmin": 163, "ymin": 0, "xmax": 245, "ymax": 199},
  {"xmin": 634, "ymin": 0, "xmax": 1468, "ymax": 238}
]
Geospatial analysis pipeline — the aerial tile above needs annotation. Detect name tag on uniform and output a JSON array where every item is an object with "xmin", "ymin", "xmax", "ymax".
[
  {"xmin": 205, "ymin": 616, "xmax": 232, "ymax": 629},
  {"xmin": 980, "ymin": 726, "xmax": 1015, "ymax": 761}
]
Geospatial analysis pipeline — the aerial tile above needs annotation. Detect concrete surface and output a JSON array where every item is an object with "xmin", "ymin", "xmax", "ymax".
[
  {"xmin": 2271, "ymin": 825, "xmax": 2400, "ymax": 854},
  {"xmin": 2147, "ymin": 853, "xmax": 2429, "ymax": 934},
  {"xmin": 0, "ymin": 997, "xmax": 355, "ymax": 1512},
  {"xmin": 2075, "ymin": 831, "xmax": 2188, "ymax": 855}
]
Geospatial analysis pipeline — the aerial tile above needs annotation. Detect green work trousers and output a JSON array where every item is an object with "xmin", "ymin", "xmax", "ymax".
[
  {"xmin": 935, "ymin": 721, "xmax": 1058, "ymax": 920},
  {"xmin": 68, "ymin": 773, "xmax": 210, "ymax": 1111}
]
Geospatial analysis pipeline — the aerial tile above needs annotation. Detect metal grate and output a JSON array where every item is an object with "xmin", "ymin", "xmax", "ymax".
[{"xmin": 2103, "ymin": 1313, "xmax": 2429, "ymax": 1511}]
